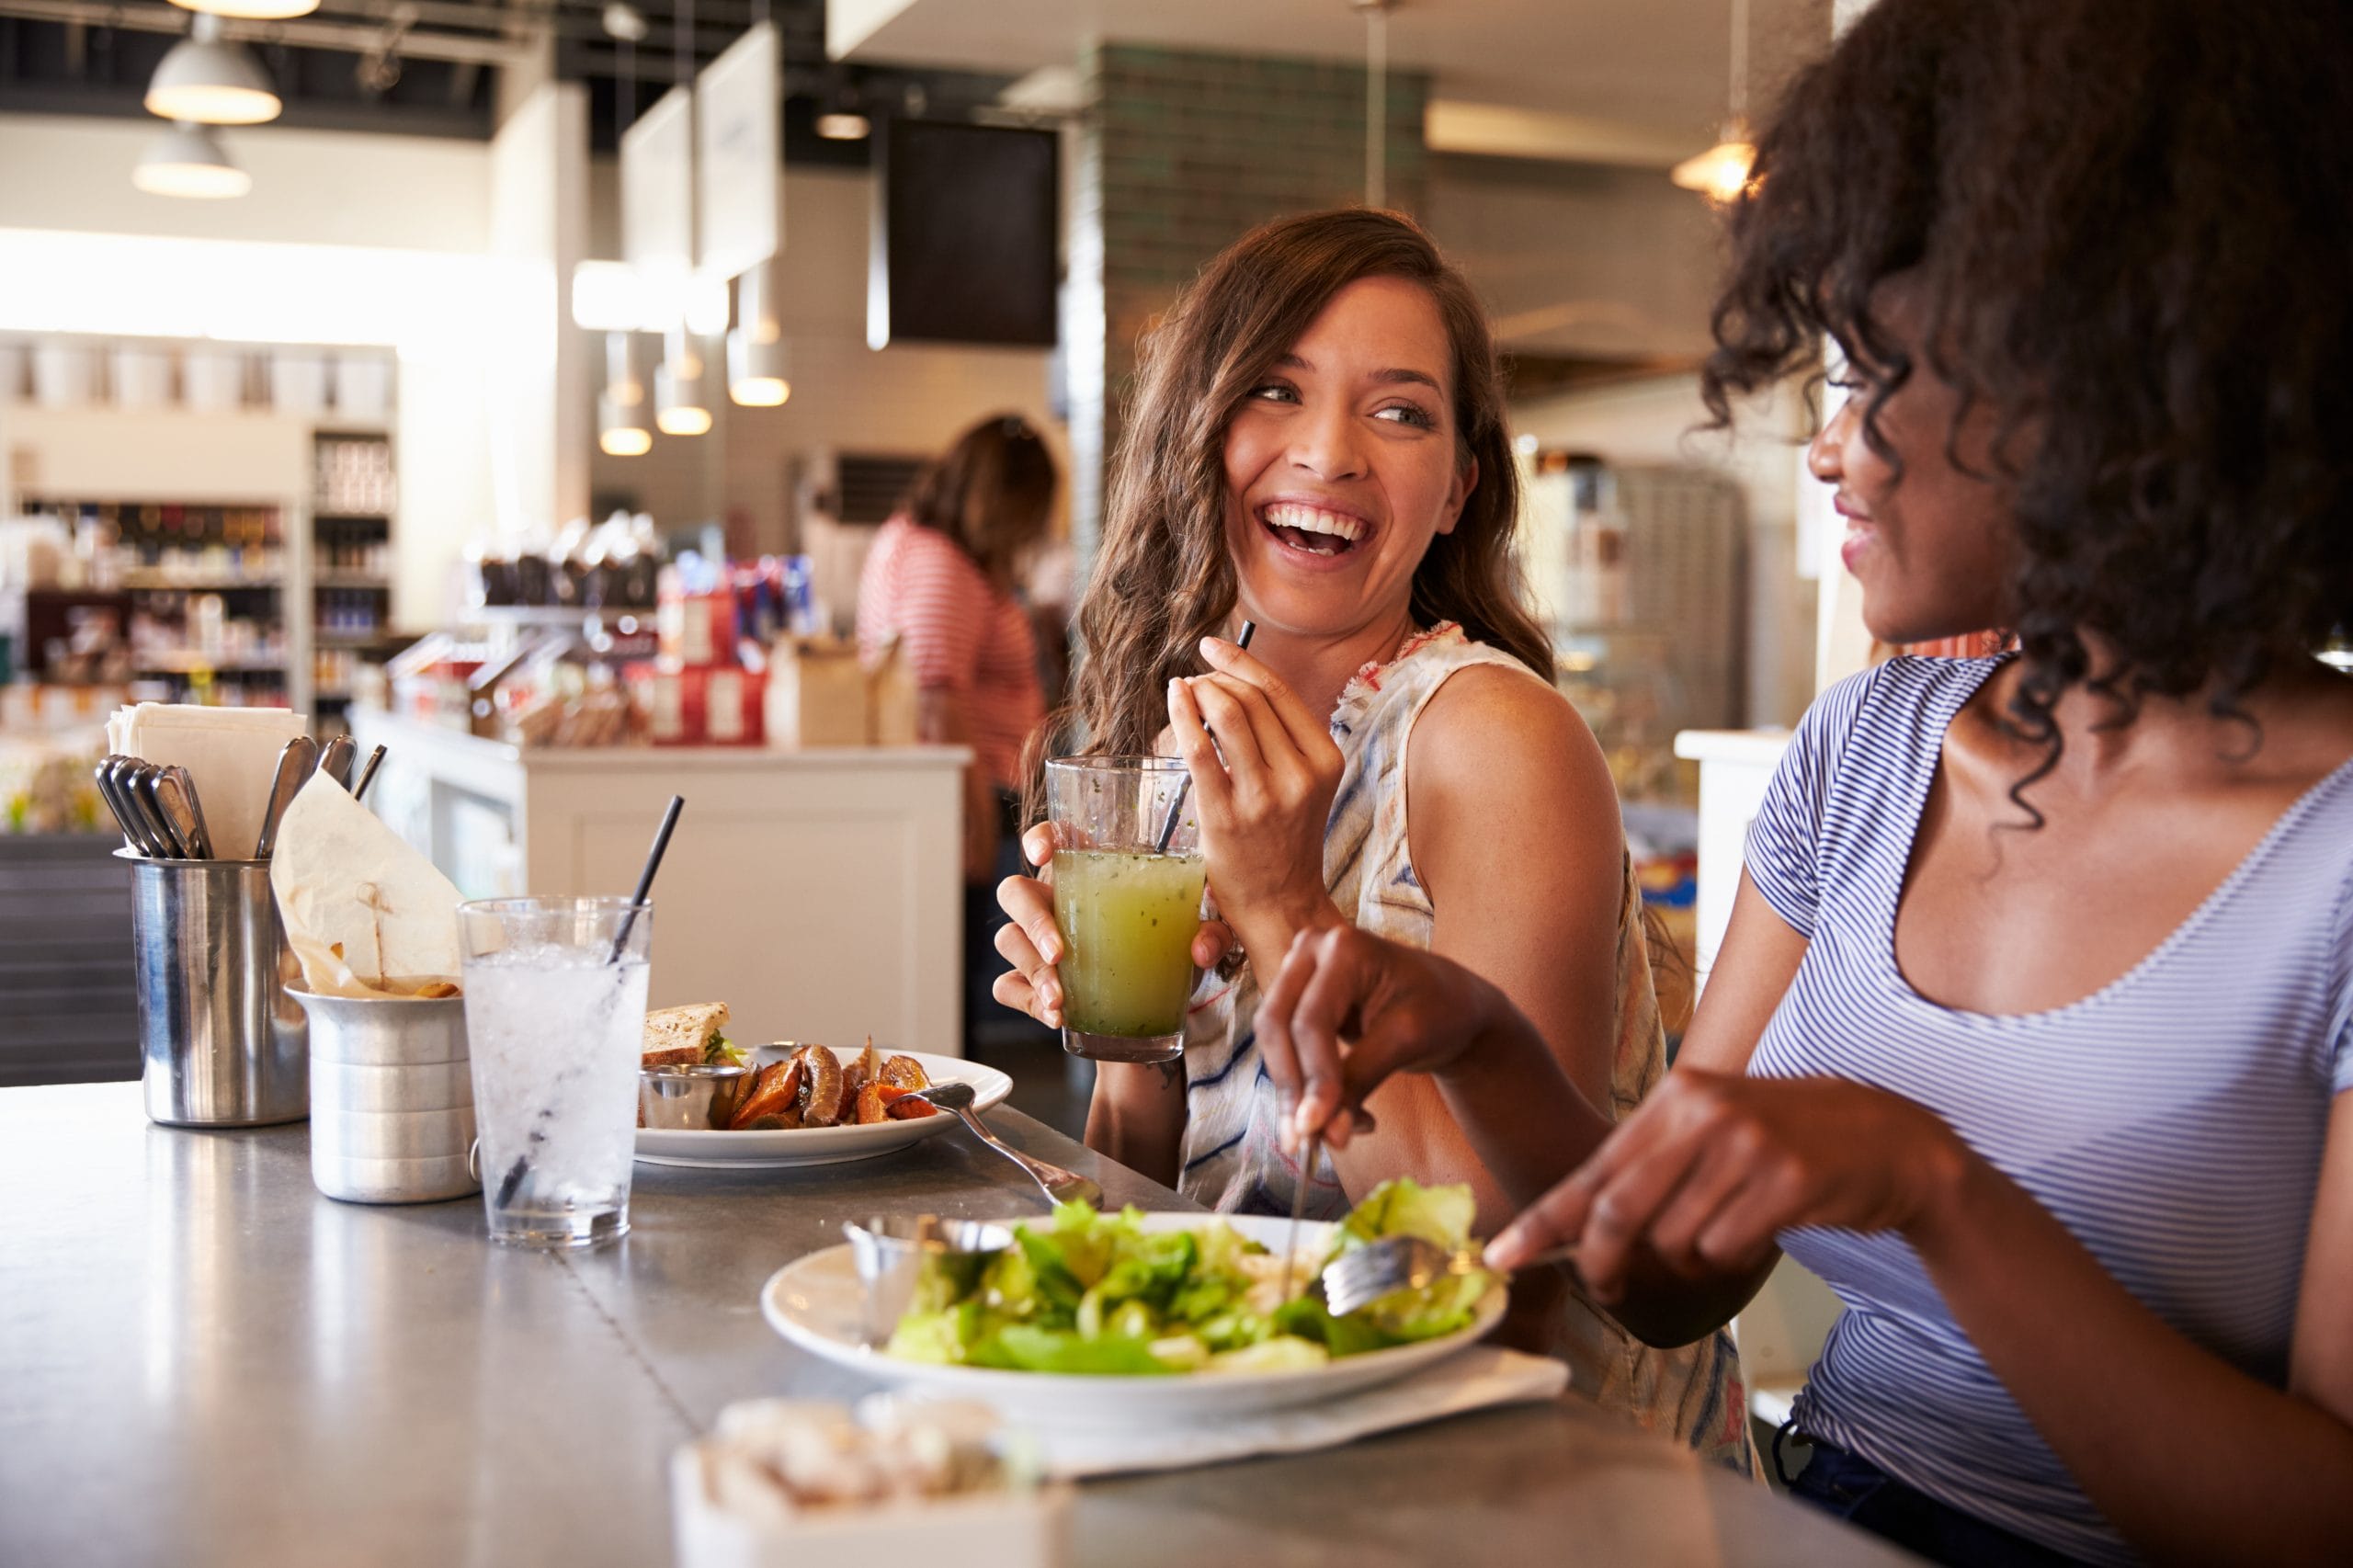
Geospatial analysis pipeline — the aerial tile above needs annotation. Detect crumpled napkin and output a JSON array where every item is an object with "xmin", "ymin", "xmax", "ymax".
[{"xmin": 269, "ymin": 772, "xmax": 463, "ymax": 999}]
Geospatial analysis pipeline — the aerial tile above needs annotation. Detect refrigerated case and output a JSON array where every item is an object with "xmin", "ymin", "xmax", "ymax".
[{"xmin": 1520, "ymin": 454, "xmax": 1746, "ymax": 802}]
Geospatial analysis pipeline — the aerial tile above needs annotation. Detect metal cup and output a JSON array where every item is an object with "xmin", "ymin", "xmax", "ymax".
[
  {"xmin": 294, "ymin": 987, "xmax": 480, "ymax": 1205},
  {"xmin": 843, "ymin": 1215, "xmax": 1014, "ymax": 1347},
  {"xmin": 125, "ymin": 849, "xmax": 307, "ymax": 1128},
  {"xmin": 638, "ymin": 1062, "xmax": 755, "ymax": 1130}
]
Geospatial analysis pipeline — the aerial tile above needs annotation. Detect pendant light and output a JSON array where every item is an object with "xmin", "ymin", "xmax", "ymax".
[
  {"xmin": 131, "ymin": 121, "xmax": 251, "ymax": 200},
  {"xmin": 654, "ymin": 324, "xmax": 711, "ymax": 437},
  {"xmin": 599, "ymin": 332, "xmax": 652, "ymax": 456},
  {"xmin": 167, "ymin": 1, "xmax": 320, "ymax": 18},
  {"xmin": 145, "ymin": 13, "xmax": 282, "ymax": 126},
  {"xmin": 727, "ymin": 257, "xmax": 790, "ymax": 407},
  {"xmin": 1672, "ymin": 0, "xmax": 1758, "ymax": 204}
]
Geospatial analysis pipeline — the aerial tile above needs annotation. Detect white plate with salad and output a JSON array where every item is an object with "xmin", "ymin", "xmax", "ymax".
[{"xmin": 759, "ymin": 1181, "xmax": 1506, "ymax": 1425}]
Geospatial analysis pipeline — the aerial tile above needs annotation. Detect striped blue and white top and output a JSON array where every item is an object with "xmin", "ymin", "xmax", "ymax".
[{"xmin": 1747, "ymin": 654, "xmax": 2353, "ymax": 1565}]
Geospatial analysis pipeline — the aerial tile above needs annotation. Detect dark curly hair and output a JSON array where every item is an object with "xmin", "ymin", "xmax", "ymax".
[{"xmin": 1701, "ymin": 0, "xmax": 2353, "ymax": 792}]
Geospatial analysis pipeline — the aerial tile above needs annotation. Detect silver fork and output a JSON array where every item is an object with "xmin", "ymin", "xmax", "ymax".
[
  {"xmin": 1320, "ymin": 1233, "xmax": 1578, "ymax": 1317},
  {"xmin": 914, "ymin": 1081, "xmax": 1103, "ymax": 1209}
]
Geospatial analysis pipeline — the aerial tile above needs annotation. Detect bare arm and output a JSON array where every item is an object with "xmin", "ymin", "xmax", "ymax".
[
  {"xmin": 914, "ymin": 687, "xmax": 1000, "ymax": 884},
  {"xmin": 1321, "ymin": 667, "xmax": 1631, "ymax": 1233},
  {"xmin": 1903, "ymin": 1095, "xmax": 2353, "ymax": 1562},
  {"xmin": 1083, "ymin": 1059, "xmax": 1190, "ymax": 1190},
  {"xmin": 1554, "ymin": 871, "xmax": 1813, "ymax": 1345}
]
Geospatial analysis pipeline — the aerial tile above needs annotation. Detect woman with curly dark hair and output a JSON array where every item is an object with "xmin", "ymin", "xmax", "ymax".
[{"xmin": 1250, "ymin": 1, "xmax": 2353, "ymax": 1562}]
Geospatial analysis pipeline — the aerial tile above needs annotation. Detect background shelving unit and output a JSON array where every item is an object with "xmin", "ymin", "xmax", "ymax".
[
  {"xmin": 0, "ymin": 344, "xmax": 403, "ymax": 739},
  {"xmin": 309, "ymin": 428, "xmax": 398, "ymax": 736}
]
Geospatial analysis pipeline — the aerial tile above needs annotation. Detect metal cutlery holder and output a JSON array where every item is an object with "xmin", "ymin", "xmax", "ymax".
[
  {"xmin": 294, "ymin": 988, "xmax": 480, "ymax": 1204},
  {"xmin": 125, "ymin": 850, "xmax": 309, "ymax": 1128}
]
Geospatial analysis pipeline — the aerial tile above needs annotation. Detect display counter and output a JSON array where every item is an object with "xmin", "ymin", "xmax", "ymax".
[{"xmin": 347, "ymin": 708, "xmax": 970, "ymax": 1056}]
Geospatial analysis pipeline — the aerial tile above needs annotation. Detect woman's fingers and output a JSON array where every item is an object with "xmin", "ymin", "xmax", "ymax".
[
  {"xmin": 990, "ymin": 910, "xmax": 1062, "ymax": 1027},
  {"xmin": 996, "ymin": 872, "xmax": 1063, "ymax": 967},
  {"xmin": 1199, "ymin": 636, "xmax": 1337, "ymax": 760},
  {"xmin": 1559, "ymin": 1115, "xmax": 1722, "ymax": 1296},
  {"xmin": 1188, "ymin": 672, "xmax": 1301, "ymax": 792},
  {"xmin": 1191, "ymin": 919, "xmax": 1235, "ymax": 970},
  {"xmin": 1166, "ymin": 678, "xmax": 1237, "ymax": 815},
  {"xmin": 1176, "ymin": 674, "xmax": 1269, "ymax": 783},
  {"xmin": 1021, "ymin": 822, "xmax": 1058, "ymax": 870}
]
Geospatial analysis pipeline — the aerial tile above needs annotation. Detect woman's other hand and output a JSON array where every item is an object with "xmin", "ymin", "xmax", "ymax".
[
  {"xmin": 1256, "ymin": 924, "xmax": 1505, "ymax": 1150},
  {"xmin": 1168, "ymin": 634, "xmax": 1347, "ymax": 967},
  {"xmin": 992, "ymin": 823, "xmax": 1233, "ymax": 1029},
  {"xmin": 1487, "ymin": 1072, "xmax": 1973, "ymax": 1298}
]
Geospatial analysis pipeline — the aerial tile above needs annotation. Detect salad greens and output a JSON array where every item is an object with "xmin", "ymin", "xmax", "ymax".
[{"xmin": 886, "ymin": 1178, "xmax": 1495, "ymax": 1376}]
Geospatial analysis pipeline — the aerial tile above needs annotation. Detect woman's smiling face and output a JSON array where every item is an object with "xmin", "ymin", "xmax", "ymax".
[{"xmin": 1221, "ymin": 275, "xmax": 1476, "ymax": 644}]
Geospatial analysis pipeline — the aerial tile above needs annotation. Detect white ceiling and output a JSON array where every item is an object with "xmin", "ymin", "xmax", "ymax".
[{"xmin": 833, "ymin": 0, "xmax": 1835, "ymax": 153}]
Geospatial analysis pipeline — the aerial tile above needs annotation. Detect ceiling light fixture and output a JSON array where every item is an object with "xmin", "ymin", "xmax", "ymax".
[
  {"xmin": 131, "ymin": 120, "xmax": 252, "ymax": 200},
  {"xmin": 726, "ymin": 257, "xmax": 790, "ymax": 406},
  {"xmin": 654, "ymin": 324, "xmax": 711, "ymax": 437},
  {"xmin": 601, "ymin": 330, "xmax": 653, "ymax": 451},
  {"xmin": 145, "ymin": 13, "xmax": 282, "ymax": 127},
  {"xmin": 1671, "ymin": 0, "xmax": 1757, "ymax": 204},
  {"xmin": 167, "ymin": 0, "xmax": 321, "ymax": 18},
  {"xmin": 598, "ymin": 397, "xmax": 653, "ymax": 456}
]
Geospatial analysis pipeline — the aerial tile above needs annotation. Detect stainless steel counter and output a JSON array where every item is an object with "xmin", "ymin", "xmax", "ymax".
[{"xmin": 0, "ymin": 1082, "xmax": 1912, "ymax": 1568}]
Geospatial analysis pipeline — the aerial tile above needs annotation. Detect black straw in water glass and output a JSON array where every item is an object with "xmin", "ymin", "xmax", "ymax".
[
  {"xmin": 610, "ymin": 794, "xmax": 684, "ymax": 964},
  {"xmin": 1154, "ymin": 620, "xmax": 1255, "ymax": 854},
  {"xmin": 502, "ymin": 793, "xmax": 687, "ymax": 1210}
]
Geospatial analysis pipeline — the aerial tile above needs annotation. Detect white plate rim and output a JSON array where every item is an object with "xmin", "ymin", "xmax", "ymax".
[
  {"xmin": 634, "ymin": 1051, "xmax": 1012, "ymax": 1167},
  {"xmin": 758, "ymin": 1211, "xmax": 1505, "ymax": 1405}
]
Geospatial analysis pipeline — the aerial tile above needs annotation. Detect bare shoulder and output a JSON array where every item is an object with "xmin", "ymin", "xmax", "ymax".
[{"xmin": 1407, "ymin": 663, "xmax": 1619, "ymax": 837}]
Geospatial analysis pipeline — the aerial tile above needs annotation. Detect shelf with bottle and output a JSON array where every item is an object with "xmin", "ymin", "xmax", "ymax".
[
  {"xmin": 24, "ymin": 498, "xmax": 284, "ymax": 592},
  {"xmin": 314, "ymin": 513, "xmax": 392, "ymax": 581},
  {"xmin": 313, "ymin": 433, "xmax": 397, "ymax": 518}
]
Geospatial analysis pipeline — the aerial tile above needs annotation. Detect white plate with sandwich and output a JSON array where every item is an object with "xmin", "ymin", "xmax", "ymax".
[{"xmin": 636, "ymin": 1004, "xmax": 1013, "ymax": 1170}]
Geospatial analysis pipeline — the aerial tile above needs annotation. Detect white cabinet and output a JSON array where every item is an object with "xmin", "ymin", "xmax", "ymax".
[{"xmin": 349, "ymin": 709, "xmax": 970, "ymax": 1057}]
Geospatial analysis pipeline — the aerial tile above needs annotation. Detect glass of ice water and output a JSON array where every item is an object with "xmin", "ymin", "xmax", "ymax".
[{"xmin": 459, "ymin": 896, "xmax": 653, "ymax": 1249}]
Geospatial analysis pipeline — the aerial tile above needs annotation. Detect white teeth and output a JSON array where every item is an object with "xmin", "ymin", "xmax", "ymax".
[{"xmin": 1260, "ymin": 503, "xmax": 1366, "ymax": 541}]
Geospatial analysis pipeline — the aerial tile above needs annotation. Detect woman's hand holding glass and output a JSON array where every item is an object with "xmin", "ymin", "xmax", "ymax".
[
  {"xmin": 1166, "ymin": 634, "xmax": 1348, "ymax": 970},
  {"xmin": 992, "ymin": 823, "xmax": 1232, "ymax": 1030}
]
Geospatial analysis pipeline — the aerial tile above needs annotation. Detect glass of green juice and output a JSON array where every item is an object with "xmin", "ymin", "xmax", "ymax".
[{"xmin": 1045, "ymin": 756, "xmax": 1208, "ymax": 1063}]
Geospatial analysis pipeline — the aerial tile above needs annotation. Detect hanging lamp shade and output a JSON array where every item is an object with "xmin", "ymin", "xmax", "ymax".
[
  {"xmin": 145, "ymin": 15, "xmax": 282, "ymax": 126},
  {"xmin": 727, "ymin": 258, "xmax": 790, "ymax": 407},
  {"xmin": 598, "ymin": 395, "xmax": 653, "ymax": 457},
  {"xmin": 167, "ymin": 1, "xmax": 322, "ymax": 18},
  {"xmin": 599, "ymin": 332, "xmax": 652, "ymax": 454},
  {"xmin": 131, "ymin": 121, "xmax": 251, "ymax": 200},
  {"xmin": 1670, "ymin": 122, "xmax": 1757, "ymax": 204},
  {"xmin": 654, "ymin": 325, "xmax": 711, "ymax": 437}
]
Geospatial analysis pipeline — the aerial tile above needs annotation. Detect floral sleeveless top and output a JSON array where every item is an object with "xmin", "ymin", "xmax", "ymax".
[{"xmin": 1174, "ymin": 623, "xmax": 1755, "ymax": 1471}]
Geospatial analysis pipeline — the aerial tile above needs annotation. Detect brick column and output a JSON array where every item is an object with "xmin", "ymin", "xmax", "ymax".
[{"xmin": 1066, "ymin": 44, "xmax": 1430, "ymax": 576}]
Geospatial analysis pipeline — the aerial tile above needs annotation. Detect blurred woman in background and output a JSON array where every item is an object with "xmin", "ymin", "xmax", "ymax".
[{"xmin": 858, "ymin": 414, "xmax": 1057, "ymax": 1041}]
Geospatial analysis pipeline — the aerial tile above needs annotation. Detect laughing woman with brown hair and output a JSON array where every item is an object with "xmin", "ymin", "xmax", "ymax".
[{"xmin": 989, "ymin": 208, "xmax": 1753, "ymax": 1465}]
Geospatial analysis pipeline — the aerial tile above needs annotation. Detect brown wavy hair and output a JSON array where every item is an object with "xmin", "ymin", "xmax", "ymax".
[
  {"xmin": 1055, "ymin": 208, "xmax": 1550, "ymax": 769},
  {"xmin": 1700, "ymin": 0, "xmax": 2353, "ymax": 801},
  {"xmin": 901, "ymin": 414, "xmax": 1057, "ymax": 589}
]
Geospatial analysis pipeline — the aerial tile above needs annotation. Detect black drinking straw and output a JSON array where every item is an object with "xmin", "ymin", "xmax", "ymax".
[
  {"xmin": 1153, "ymin": 620, "xmax": 1255, "ymax": 854},
  {"xmin": 611, "ymin": 794, "xmax": 684, "ymax": 964},
  {"xmin": 496, "ymin": 794, "xmax": 687, "ymax": 1211}
]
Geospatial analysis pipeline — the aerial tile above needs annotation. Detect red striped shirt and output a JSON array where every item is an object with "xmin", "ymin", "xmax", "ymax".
[{"xmin": 855, "ymin": 515, "xmax": 1043, "ymax": 790}]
